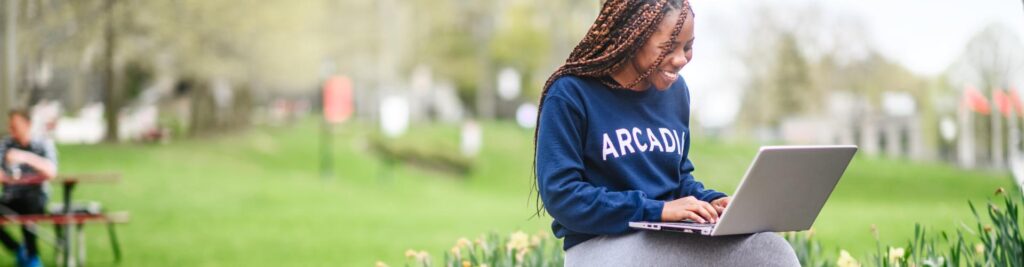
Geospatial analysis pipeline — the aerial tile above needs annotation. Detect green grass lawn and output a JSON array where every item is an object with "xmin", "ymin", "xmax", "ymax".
[{"xmin": 37, "ymin": 119, "xmax": 1013, "ymax": 266}]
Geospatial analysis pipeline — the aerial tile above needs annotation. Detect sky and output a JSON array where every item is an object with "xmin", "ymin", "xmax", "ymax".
[{"xmin": 681, "ymin": 0, "xmax": 1024, "ymax": 128}]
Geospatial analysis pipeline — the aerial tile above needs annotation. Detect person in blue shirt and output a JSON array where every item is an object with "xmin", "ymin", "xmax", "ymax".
[{"xmin": 532, "ymin": 0, "xmax": 799, "ymax": 265}]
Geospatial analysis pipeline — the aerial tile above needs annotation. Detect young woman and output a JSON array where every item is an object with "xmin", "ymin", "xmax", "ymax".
[{"xmin": 533, "ymin": 0, "xmax": 799, "ymax": 265}]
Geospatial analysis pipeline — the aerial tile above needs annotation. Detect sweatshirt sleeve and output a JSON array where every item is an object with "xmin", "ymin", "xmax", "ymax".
[
  {"xmin": 678, "ymin": 159, "xmax": 727, "ymax": 202},
  {"xmin": 536, "ymin": 95, "xmax": 664, "ymax": 235}
]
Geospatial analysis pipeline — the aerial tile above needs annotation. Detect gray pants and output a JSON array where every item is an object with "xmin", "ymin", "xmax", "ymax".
[{"xmin": 565, "ymin": 231, "xmax": 800, "ymax": 267}]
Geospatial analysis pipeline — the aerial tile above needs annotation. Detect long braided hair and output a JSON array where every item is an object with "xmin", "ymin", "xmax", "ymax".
[{"xmin": 531, "ymin": 0, "xmax": 692, "ymax": 217}]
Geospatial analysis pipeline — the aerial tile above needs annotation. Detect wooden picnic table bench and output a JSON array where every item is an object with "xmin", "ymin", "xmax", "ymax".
[
  {"xmin": 0, "ymin": 173, "xmax": 128, "ymax": 267},
  {"xmin": 0, "ymin": 212, "xmax": 129, "ymax": 264}
]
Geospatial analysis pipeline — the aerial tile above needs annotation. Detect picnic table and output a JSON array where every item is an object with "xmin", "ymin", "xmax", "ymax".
[{"xmin": 0, "ymin": 173, "xmax": 128, "ymax": 267}]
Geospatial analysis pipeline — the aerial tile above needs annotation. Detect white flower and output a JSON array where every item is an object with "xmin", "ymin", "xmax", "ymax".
[
  {"xmin": 922, "ymin": 256, "xmax": 945, "ymax": 267},
  {"xmin": 837, "ymin": 250, "xmax": 860, "ymax": 267},
  {"xmin": 375, "ymin": 261, "xmax": 390, "ymax": 267},
  {"xmin": 888, "ymin": 247, "xmax": 905, "ymax": 266},
  {"xmin": 975, "ymin": 243, "xmax": 985, "ymax": 254}
]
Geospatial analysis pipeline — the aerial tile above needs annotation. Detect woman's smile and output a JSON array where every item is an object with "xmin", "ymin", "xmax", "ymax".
[{"xmin": 661, "ymin": 70, "xmax": 678, "ymax": 83}]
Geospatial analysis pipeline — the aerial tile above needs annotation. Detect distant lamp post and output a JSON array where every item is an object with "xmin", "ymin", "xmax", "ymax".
[
  {"xmin": 320, "ymin": 75, "xmax": 352, "ymax": 180},
  {"xmin": 323, "ymin": 77, "xmax": 354, "ymax": 124}
]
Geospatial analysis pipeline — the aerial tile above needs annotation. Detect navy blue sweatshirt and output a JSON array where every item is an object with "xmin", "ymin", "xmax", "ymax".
[{"xmin": 535, "ymin": 75, "xmax": 726, "ymax": 251}]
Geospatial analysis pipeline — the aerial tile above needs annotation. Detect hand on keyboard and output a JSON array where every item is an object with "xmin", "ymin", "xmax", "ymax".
[{"xmin": 661, "ymin": 196, "xmax": 719, "ymax": 223}]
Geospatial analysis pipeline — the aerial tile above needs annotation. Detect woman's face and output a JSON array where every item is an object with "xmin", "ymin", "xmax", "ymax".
[{"xmin": 629, "ymin": 8, "xmax": 695, "ymax": 91}]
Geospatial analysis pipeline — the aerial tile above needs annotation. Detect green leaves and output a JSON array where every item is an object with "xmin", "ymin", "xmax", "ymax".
[{"xmin": 798, "ymin": 188, "xmax": 1023, "ymax": 267}]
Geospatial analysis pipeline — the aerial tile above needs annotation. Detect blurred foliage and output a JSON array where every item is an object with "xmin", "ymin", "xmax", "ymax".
[
  {"xmin": 736, "ymin": 4, "xmax": 934, "ymax": 132},
  {"xmin": 5, "ymin": 0, "xmax": 597, "ymax": 128},
  {"xmin": 122, "ymin": 60, "xmax": 152, "ymax": 100},
  {"xmin": 369, "ymin": 135, "xmax": 474, "ymax": 176}
]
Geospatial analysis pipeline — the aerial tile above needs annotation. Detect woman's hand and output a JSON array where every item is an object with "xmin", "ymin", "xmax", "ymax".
[
  {"xmin": 661, "ymin": 196, "xmax": 719, "ymax": 223},
  {"xmin": 711, "ymin": 196, "xmax": 731, "ymax": 214}
]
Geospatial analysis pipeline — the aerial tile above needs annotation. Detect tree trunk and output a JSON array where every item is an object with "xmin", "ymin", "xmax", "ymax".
[
  {"xmin": 189, "ymin": 81, "xmax": 217, "ymax": 136},
  {"xmin": 2, "ymin": 0, "xmax": 17, "ymax": 126},
  {"xmin": 232, "ymin": 85, "xmax": 252, "ymax": 128},
  {"xmin": 102, "ymin": 0, "xmax": 121, "ymax": 142},
  {"xmin": 471, "ymin": 3, "xmax": 495, "ymax": 120}
]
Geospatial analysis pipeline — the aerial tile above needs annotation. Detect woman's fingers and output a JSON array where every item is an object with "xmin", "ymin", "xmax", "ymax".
[
  {"xmin": 689, "ymin": 203, "xmax": 713, "ymax": 223},
  {"xmin": 701, "ymin": 202, "xmax": 719, "ymax": 223},
  {"xmin": 711, "ymin": 197, "xmax": 730, "ymax": 215},
  {"xmin": 685, "ymin": 211, "xmax": 706, "ymax": 223},
  {"xmin": 665, "ymin": 197, "xmax": 725, "ymax": 223}
]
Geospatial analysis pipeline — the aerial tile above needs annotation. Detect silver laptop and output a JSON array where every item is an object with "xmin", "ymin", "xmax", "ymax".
[{"xmin": 629, "ymin": 145, "xmax": 857, "ymax": 236}]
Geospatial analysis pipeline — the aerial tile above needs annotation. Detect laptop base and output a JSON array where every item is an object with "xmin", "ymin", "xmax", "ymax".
[{"xmin": 629, "ymin": 221, "xmax": 716, "ymax": 236}]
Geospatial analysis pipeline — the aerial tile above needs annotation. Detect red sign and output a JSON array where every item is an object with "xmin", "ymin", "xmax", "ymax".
[{"xmin": 323, "ymin": 76, "xmax": 353, "ymax": 124}]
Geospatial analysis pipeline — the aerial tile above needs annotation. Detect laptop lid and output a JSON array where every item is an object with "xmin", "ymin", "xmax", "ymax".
[{"xmin": 710, "ymin": 145, "xmax": 857, "ymax": 236}]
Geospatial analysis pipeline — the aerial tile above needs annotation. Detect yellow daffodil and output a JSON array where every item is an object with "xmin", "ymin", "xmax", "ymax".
[
  {"xmin": 507, "ymin": 231, "xmax": 530, "ymax": 253},
  {"xmin": 456, "ymin": 237, "xmax": 472, "ymax": 249},
  {"xmin": 530, "ymin": 235, "xmax": 542, "ymax": 247},
  {"xmin": 451, "ymin": 246, "xmax": 461, "ymax": 259},
  {"xmin": 836, "ymin": 250, "xmax": 860, "ymax": 267},
  {"xmin": 415, "ymin": 250, "xmax": 430, "ymax": 263},
  {"xmin": 515, "ymin": 247, "xmax": 530, "ymax": 263}
]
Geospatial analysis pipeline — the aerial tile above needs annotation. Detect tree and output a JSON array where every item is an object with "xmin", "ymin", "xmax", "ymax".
[{"xmin": 739, "ymin": 32, "xmax": 817, "ymax": 128}]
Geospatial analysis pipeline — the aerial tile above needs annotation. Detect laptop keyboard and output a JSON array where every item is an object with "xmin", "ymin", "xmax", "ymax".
[{"xmin": 661, "ymin": 221, "xmax": 716, "ymax": 227}]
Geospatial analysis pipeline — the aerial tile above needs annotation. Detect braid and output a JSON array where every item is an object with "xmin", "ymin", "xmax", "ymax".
[{"xmin": 530, "ymin": 0, "xmax": 691, "ymax": 217}]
